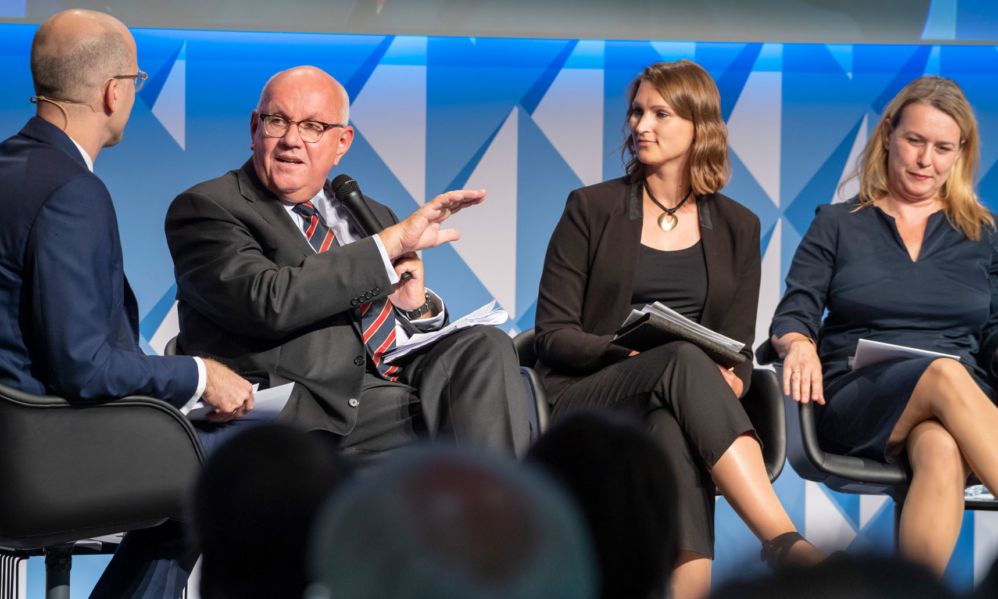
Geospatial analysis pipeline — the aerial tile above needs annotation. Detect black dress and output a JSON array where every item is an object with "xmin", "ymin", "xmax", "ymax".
[
  {"xmin": 550, "ymin": 241, "xmax": 755, "ymax": 558},
  {"xmin": 770, "ymin": 199, "xmax": 998, "ymax": 460}
]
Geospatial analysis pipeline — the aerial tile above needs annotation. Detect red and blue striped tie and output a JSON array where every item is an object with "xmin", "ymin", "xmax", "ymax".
[{"xmin": 292, "ymin": 201, "xmax": 400, "ymax": 381}]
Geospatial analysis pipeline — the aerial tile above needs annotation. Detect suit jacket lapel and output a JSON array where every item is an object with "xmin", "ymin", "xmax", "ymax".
[
  {"xmin": 235, "ymin": 161, "xmax": 316, "ymax": 257},
  {"xmin": 697, "ymin": 195, "xmax": 723, "ymax": 330}
]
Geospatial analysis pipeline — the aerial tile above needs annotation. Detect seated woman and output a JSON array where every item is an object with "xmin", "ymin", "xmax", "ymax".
[
  {"xmin": 534, "ymin": 60, "xmax": 822, "ymax": 599},
  {"xmin": 769, "ymin": 75, "xmax": 998, "ymax": 576}
]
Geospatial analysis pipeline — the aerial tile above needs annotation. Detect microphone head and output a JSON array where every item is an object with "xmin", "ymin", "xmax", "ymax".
[{"xmin": 331, "ymin": 174, "xmax": 360, "ymax": 198}]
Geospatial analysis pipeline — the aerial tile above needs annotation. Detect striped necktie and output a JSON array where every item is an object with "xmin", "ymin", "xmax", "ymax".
[{"xmin": 292, "ymin": 201, "xmax": 400, "ymax": 381}]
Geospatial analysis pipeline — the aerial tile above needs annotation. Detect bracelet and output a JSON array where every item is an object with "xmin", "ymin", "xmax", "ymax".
[{"xmin": 400, "ymin": 291, "xmax": 432, "ymax": 320}]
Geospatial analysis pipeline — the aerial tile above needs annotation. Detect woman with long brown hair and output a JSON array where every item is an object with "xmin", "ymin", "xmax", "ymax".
[{"xmin": 535, "ymin": 60, "xmax": 821, "ymax": 599}]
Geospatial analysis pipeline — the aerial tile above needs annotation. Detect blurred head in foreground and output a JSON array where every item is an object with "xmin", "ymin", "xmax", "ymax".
[
  {"xmin": 528, "ymin": 411, "xmax": 680, "ymax": 599},
  {"xmin": 191, "ymin": 424, "xmax": 353, "ymax": 599},
  {"xmin": 307, "ymin": 446, "xmax": 597, "ymax": 599}
]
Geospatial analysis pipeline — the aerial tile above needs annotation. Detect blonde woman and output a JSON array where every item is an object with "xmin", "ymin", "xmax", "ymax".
[
  {"xmin": 535, "ymin": 60, "xmax": 821, "ymax": 599},
  {"xmin": 770, "ymin": 76, "xmax": 998, "ymax": 576}
]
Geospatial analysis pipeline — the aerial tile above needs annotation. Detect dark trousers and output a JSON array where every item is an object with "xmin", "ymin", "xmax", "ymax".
[
  {"xmin": 89, "ymin": 326, "xmax": 530, "ymax": 598},
  {"xmin": 339, "ymin": 324, "xmax": 532, "ymax": 458},
  {"xmin": 550, "ymin": 341, "xmax": 754, "ymax": 557}
]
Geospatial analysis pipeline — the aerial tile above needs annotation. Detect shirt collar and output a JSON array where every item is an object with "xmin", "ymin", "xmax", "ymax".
[{"xmin": 67, "ymin": 136, "xmax": 95, "ymax": 172}]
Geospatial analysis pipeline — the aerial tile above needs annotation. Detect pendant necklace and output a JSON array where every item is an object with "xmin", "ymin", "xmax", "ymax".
[{"xmin": 645, "ymin": 180, "xmax": 692, "ymax": 232}]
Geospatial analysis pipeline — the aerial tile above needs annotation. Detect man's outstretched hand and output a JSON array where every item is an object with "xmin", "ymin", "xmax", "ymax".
[{"xmin": 378, "ymin": 189, "xmax": 486, "ymax": 259}]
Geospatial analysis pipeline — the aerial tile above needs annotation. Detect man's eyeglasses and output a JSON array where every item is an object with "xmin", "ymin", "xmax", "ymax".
[
  {"xmin": 257, "ymin": 113, "xmax": 346, "ymax": 143},
  {"xmin": 110, "ymin": 70, "xmax": 148, "ymax": 93}
]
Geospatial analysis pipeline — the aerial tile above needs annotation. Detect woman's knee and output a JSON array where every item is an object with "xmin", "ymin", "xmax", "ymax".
[
  {"xmin": 907, "ymin": 421, "xmax": 968, "ymax": 481},
  {"xmin": 917, "ymin": 358, "xmax": 981, "ymax": 413}
]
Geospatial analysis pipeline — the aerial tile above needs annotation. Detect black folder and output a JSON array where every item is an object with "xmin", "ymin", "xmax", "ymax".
[{"xmin": 613, "ymin": 312, "xmax": 747, "ymax": 368}]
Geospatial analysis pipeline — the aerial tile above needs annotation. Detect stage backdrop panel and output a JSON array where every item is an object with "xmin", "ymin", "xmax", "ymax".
[{"xmin": 2, "ymin": 24, "xmax": 998, "ymax": 596}]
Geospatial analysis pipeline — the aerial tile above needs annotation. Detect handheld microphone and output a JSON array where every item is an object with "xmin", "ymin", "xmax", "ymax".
[
  {"xmin": 331, "ymin": 174, "xmax": 381, "ymax": 238},
  {"xmin": 331, "ymin": 173, "xmax": 413, "ymax": 282}
]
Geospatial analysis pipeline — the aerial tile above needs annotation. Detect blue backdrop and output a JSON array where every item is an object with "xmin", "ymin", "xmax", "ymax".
[{"xmin": 3, "ymin": 22, "xmax": 998, "ymax": 596}]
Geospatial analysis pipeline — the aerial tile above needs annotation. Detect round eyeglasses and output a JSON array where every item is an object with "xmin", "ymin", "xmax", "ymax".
[{"xmin": 258, "ymin": 113, "xmax": 347, "ymax": 143}]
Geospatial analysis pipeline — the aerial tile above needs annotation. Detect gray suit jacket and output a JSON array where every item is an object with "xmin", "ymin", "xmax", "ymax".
[{"xmin": 166, "ymin": 161, "xmax": 398, "ymax": 434}]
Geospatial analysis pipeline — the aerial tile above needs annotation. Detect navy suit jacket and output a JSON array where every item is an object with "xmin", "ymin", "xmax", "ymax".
[{"xmin": 0, "ymin": 117, "xmax": 197, "ymax": 406}]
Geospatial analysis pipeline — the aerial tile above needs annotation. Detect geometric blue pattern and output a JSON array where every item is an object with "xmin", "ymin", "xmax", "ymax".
[{"xmin": 4, "ymin": 21, "xmax": 998, "ymax": 595}]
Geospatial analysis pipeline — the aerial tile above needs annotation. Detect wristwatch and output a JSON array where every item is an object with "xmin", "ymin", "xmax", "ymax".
[{"xmin": 400, "ymin": 291, "xmax": 433, "ymax": 320}]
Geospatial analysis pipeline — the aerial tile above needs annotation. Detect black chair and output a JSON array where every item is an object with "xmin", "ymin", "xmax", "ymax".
[
  {"xmin": 756, "ymin": 340, "xmax": 996, "ymax": 543},
  {"xmin": 512, "ymin": 328, "xmax": 550, "ymax": 437},
  {"xmin": 511, "ymin": 328, "xmax": 786, "ymax": 482},
  {"xmin": 0, "ymin": 383, "xmax": 205, "ymax": 599}
]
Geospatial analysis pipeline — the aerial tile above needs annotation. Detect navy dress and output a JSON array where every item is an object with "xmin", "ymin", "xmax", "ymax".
[{"xmin": 770, "ymin": 199, "xmax": 998, "ymax": 460}]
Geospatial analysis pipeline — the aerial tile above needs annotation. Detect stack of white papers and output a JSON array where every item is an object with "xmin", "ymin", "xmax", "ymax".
[
  {"xmin": 851, "ymin": 339, "xmax": 959, "ymax": 370},
  {"xmin": 185, "ymin": 382, "xmax": 294, "ymax": 422},
  {"xmin": 383, "ymin": 300, "xmax": 508, "ymax": 364},
  {"xmin": 627, "ymin": 302, "xmax": 744, "ymax": 353}
]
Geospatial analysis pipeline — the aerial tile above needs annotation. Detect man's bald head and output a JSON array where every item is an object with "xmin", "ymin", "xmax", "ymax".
[
  {"xmin": 31, "ymin": 9, "xmax": 135, "ymax": 103},
  {"xmin": 256, "ymin": 66, "xmax": 350, "ymax": 124}
]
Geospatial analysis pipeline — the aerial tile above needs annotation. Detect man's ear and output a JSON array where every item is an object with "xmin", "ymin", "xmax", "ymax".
[
  {"xmin": 101, "ymin": 79, "xmax": 118, "ymax": 116},
  {"xmin": 332, "ymin": 126, "xmax": 355, "ymax": 165}
]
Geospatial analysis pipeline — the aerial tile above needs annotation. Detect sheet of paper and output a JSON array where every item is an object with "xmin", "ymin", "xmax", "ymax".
[
  {"xmin": 851, "ymin": 338, "xmax": 959, "ymax": 370},
  {"xmin": 382, "ymin": 300, "xmax": 508, "ymax": 364},
  {"xmin": 642, "ymin": 302, "xmax": 744, "ymax": 352},
  {"xmin": 185, "ymin": 382, "xmax": 294, "ymax": 422}
]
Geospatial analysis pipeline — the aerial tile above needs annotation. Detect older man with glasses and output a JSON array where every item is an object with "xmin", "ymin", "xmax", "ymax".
[{"xmin": 164, "ymin": 65, "xmax": 532, "ymax": 463}]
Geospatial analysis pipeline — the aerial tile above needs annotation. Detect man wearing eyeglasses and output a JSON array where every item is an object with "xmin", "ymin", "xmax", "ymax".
[{"xmin": 166, "ymin": 66, "xmax": 531, "ymax": 461}]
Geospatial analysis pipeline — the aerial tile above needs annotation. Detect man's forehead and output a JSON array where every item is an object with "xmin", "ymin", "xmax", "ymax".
[{"xmin": 259, "ymin": 85, "xmax": 342, "ymax": 119}]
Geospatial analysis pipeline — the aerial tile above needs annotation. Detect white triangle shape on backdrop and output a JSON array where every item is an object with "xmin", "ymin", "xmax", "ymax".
[
  {"xmin": 805, "ymin": 481, "xmax": 859, "ymax": 552},
  {"xmin": 151, "ymin": 43, "xmax": 186, "ymax": 150},
  {"xmin": 349, "ymin": 37, "xmax": 427, "ymax": 203},
  {"xmin": 834, "ymin": 113, "xmax": 868, "ymax": 203},
  {"xmin": 447, "ymin": 108, "xmax": 518, "ymax": 316},
  {"xmin": 532, "ymin": 41, "xmax": 604, "ymax": 187},
  {"xmin": 727, "ymin": 68, "xmax": 781, "ymax": 208},
  {"xmin": 149, "ymin": 301, "xmax": 180, "ymax": 356},
  {"xmin": 859, "ymin": 494, "xmax": 890, "ymax": 530},
  {"xmin": 755, "ymin": 220, "xmax": 781, "ymax": 360}
]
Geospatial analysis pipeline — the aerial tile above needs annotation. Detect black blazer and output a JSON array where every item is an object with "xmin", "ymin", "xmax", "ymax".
[
  {"xmin": 165, "ymin": 161, "xmax": 399, "ymax": 434},
  {"xmin": 534, "ymin": 177, "xmax": 761, "ymax": 400}
]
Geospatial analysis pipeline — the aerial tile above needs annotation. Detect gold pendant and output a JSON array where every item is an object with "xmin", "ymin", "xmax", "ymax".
[{"xmin": 658, "ymin": 212, "xmax": 678, "ymax": 232}]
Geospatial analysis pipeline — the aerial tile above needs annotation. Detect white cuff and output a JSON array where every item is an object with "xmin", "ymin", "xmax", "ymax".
[
  {"xmin": 180, "ymin": 356, "xmax": 207, "ymax": 415},
  {"xmin": 372, "ymin": 234, "xmax": 400, "ymax": 285}
]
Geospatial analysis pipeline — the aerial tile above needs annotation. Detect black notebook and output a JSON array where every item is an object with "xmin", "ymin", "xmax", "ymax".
[{"xmin": 613, "ymin": 303, "xmax": 747, "ymax": 369}]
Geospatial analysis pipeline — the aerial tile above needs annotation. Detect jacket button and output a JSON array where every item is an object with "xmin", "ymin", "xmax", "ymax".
[
  {"xmin": 348, "ymin": 398, "xmax": 360, "ymax": 408},
  {"xmin": 353, "ymin": 356, "xmax": 364, "ymax": 367},
  {"xmin": 373, "ymin": 287, "xmax": 381, "ymax": 294},
  {"xmin": 350, "ymin": 299, "xmax": 359, "ymax": 306}
]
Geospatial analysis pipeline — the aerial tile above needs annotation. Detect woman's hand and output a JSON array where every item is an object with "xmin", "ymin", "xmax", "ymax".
[
  {"xmin": 773, "ymin": 333, "xmax": 824, "ymax": 405},
  {"xmin": 717, "ymin": 364, "xmax": 743, "ymax": 397}
]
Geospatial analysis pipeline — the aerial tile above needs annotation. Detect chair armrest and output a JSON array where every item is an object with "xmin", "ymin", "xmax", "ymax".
[{"xmin": 0, "ymin": 383, "xmax": 205, "ymax": 549}]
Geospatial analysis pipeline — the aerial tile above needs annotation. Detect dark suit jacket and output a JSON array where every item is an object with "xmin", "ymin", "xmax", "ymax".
[
  {"xmin": 534, "ymin": 177, "xmax": 761, "ymax": 399},
  {"xmin": 0, "ymin": 117, "xmax": 197, "ymax": 405},
  {"xmin": 165, "ymin": 161, "xmax": 402, "ymax": 434}
]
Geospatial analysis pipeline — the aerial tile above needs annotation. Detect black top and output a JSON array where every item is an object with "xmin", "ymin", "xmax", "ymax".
[
  {"xmin": 534, "ymin": 177, "xmax": 761, "ymax": 398},
  {"xmin": 631, "ymin": 241, "xmax": 707, "ymax": 322},
  {"xmin": 769, "ymin": 199, "xmax": 998, "ymax": 386}
]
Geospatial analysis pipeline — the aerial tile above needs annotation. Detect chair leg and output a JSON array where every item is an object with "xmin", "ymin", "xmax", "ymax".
[{"xmin": 44, "ymin": 546, "xmax": 72, "ymax": 599}]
